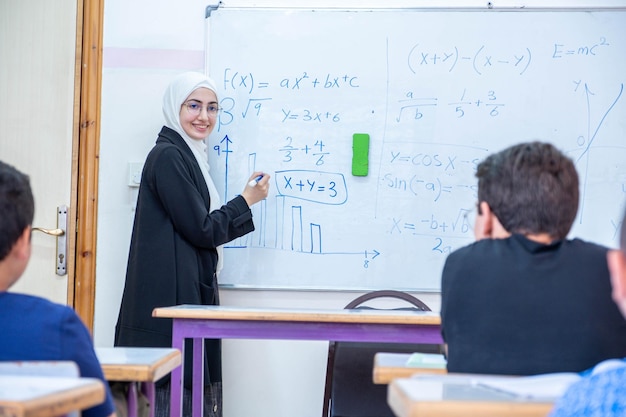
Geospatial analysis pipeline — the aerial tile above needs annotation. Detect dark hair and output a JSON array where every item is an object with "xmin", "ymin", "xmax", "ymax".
[
  {"xmin": 0, "ymin": 161, "xmax": 34, "ymax": 261},
  {"xmin": 476, "ymin": 141, "xmax": 579, "ymax": 240}
]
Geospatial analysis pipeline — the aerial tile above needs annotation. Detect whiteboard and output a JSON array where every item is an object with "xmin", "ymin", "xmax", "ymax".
[{"xmin": 205, "ymin": 7, "xmax": 626, "ymax": 291}]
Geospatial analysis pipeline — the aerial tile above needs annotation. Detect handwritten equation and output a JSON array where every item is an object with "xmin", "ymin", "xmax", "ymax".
[
  {"xmin": 279, "ymin": 136, "xmax": 329, "ymax": 166},
  {"xmin": 408, "ymin": 44, "xmax": 532, "ymax": 75},
  {"xmin": 274, "ymin": 170, "xmax": 347, "ymax": 205}
]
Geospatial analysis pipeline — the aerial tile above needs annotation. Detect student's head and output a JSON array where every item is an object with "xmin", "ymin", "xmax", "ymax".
[
  {"xmin": 608, "ymin": 207, "xmax": 626, "ymax": 317},
  {"xmin": 163, "ymin": 71, "xmax": 220, "ymax": 141},
  {"xmin": 0, "ymin": 161, "xmax": 34, "ymax": 288},
  {"xmin": 475, "ymin": 141, "xmax": 579, "ymax": 241}
]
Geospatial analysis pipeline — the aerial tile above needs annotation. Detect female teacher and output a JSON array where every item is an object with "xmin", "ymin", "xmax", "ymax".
[{"xmin": 115, "ymin": 71, "xmax": 270, "ymax": 417}]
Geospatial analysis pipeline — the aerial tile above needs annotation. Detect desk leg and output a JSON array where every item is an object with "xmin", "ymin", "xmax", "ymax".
[
  {"xmin": 193, "ymin": 338, "xmax": 205, "ymax": 417},
  {"xmin": 141, "ymin": 382, "xmax": 155, "ymax": 417},
  {"xmin": 171, "ymin": 324, "xmax": 184, "ymax": 417},
  {"xmin": 128, "ymin": 382, "xmax": 138, "ymax": 417}
]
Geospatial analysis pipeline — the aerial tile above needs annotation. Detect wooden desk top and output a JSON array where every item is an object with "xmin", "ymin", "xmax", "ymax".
[
  {"xmin": 373, "ymin": 352, "xmax": 447, "ymax": 384},
  {"xmin": 0, "ymin": 376, "xmax": 104, "ymax": 417},
  {"xmin": 153, "ymin": 305, "xmax": 441, "ymax": 325},
  {"xmin": 388, "ymin": 375, "xmax": 554, "ymax": 417},
  {"xmin": 96, "ymin": 347, "xmax": 181, "ymax": 382}
]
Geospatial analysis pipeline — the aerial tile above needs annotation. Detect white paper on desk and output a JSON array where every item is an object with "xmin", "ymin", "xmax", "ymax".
[
  {"xmin": 473, "ymin": 373, "xmax": 581, "ymax": 400},
  {"xmin": 405, "ymin": 353, "xmax": 447, "ymax": 368}
]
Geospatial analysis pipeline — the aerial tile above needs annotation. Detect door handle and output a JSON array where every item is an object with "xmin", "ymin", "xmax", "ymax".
[
  {"xmin": 32, "ymin": 227, "xmax": 65, "ymax": 236},
  {"xmin": 31, "ymin": 205, "xmax": 68, "ymax": 276}
]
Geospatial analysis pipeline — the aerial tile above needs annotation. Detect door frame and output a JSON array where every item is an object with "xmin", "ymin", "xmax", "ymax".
[{"xmin": 72, "ymin": 0, "xmax": 104, "ymax": 332}]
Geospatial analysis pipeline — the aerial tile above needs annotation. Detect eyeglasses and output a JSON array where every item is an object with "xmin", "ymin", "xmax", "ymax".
[{"xmin": 182, "ymin": 101, "xmax": 221, "ymax": 117}]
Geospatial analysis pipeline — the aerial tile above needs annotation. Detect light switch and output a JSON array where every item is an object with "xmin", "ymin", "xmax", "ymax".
[{"xmin": 128, "ymin": 162, "xmax": 143, "ymax": 187}]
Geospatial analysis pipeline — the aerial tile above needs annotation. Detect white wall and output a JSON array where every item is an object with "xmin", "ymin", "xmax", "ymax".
[{"xmin": 94, "ymin": 1, "xmax": 441, "ymax": 417}]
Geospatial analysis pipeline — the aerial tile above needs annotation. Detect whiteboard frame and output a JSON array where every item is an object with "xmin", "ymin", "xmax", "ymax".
[{"xmin": 210, "ymin": 0, "xmax": 626, "ymax": 12}]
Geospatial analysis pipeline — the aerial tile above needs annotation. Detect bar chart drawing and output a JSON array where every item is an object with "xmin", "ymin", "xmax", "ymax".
[{"xmin": 229, "ymin": 194, "xmax": 340, "ymax": 257}]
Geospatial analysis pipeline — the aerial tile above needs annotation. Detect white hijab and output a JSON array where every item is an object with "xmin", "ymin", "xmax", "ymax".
[{"xmin": 162, "ymin": 71, "xmax": 224, "ymax": 274}]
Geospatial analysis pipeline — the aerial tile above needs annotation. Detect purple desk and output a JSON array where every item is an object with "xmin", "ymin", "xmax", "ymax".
[
  {"xmin": 96, "ymin": 347, "xmax": 181, "ymax": 417},
  {"xmin": 152, "ymin": 305, "xmax": 442, "ymax": 417}
]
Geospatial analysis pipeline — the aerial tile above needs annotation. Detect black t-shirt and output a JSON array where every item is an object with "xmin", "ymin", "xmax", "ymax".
[{"xmin": 441, "ymin": 234, "xmax": 626, "ymax": 375}]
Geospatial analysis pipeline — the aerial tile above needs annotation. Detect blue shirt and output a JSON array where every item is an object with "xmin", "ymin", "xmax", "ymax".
[
  {"xmin": 0, "ymin": 292, "xmax": 115, "ymax": 417},
  {"xmin": 550, "ymin": 361, "xmax": 626, "ymax": 417}
]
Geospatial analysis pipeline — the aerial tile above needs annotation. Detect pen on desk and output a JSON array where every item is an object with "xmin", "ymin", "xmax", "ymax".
[{"xmin": 248, "ymin": 175, "xmax": 264, "ymax": 187}]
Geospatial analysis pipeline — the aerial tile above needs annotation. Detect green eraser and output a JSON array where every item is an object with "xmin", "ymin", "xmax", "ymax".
[{"xmin": 352, "ymin": 133, "xmax": 370, "ymax": 176}]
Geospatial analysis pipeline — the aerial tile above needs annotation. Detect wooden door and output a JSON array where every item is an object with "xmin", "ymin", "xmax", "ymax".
[{"xmin": 0, "ymin": 0, "xmax": 79, "ymax": 303}]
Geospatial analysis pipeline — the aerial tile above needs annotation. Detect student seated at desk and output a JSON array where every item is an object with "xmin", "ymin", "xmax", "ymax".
[
  {"xmin": 440, "ymin": 141, "xmax": 626, "ymax": 376},
  {"xmin": 0, "ymin": 160, "xmax": 116, "ymax": 417},
  {"xmin": 550, "ymin": 205, "xmax": 626, "ymax": 416}
]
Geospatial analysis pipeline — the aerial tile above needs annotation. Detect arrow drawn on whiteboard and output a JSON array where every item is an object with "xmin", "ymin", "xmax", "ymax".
[
  {"xmin": 224, "ymin": 246, "xmax": 381, "ymax": 260},
  {"xmin": 220, "ymin": 135, "xmax": 232, "ymax": 199},
  {"xmin": 576, "ymin": 83, "xmax": 623, "ymax": 223},
  {"xmin": 320, "ymin": 250, "xmax": 381, "ymax": 259},
  {"xmin": 576, "ymin": 83, "xmax": 623, "ymax": 163}
]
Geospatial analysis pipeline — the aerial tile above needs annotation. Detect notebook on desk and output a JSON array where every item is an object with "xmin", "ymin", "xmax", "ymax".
[
  {"xmin": 405, "ymin": 352, "xmax": 447, "ymax": 369},
  {"xmin": 472, "ymin": 373, "xmax": 580, "ymax": 400},
  {"xmin": 470, "ymin": 358, "xmax": 626, "ymax": 401}
]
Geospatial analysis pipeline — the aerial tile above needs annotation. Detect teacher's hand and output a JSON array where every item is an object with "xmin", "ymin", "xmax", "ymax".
[{"xmin": 241, "ymin": 171, "xmax": 270, "ymax": 206}]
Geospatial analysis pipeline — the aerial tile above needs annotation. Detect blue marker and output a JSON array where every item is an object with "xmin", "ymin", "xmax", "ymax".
[{"xmin": 248, "ymin": 174, "xmax": 264, "ymax": 187}]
